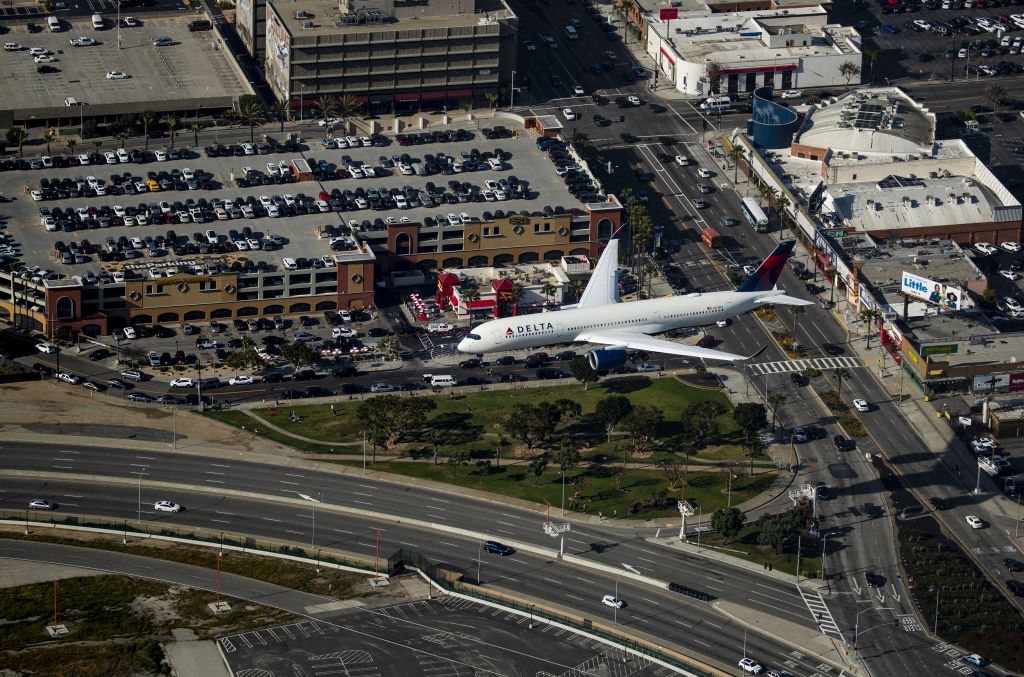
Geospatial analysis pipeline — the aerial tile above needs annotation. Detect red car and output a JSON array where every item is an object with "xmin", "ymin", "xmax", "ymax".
[{"xmin": 697, "ymin": 335, "xmax": 716, "ymax": 348}]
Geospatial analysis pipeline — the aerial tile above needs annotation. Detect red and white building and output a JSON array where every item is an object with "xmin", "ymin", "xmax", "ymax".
[{"xmin": 435, "ymin": 262, "xmax": 573, "ymax": 319}]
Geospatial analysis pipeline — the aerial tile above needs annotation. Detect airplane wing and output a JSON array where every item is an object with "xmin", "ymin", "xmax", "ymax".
[
  {"xmin": 575, "ymin": 330, "xmax": 753, "ymax": 362},
  {"xmin": 756, "ymin": 294, "xmax": 814, "ymax": 307}
]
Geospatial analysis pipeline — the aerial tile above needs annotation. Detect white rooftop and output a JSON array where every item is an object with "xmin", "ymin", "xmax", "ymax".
[
  {"xmin": 796, "ymin": 88, "xmax": 935, "ymax": 155},
  {"xmin": 824, "ymin": 176, "xmax": 998, "ymax": 231}
]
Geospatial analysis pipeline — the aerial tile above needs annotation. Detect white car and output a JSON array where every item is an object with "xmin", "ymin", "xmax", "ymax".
[
  {"xmin": 562, "ymin": 107, "xmax": 577, "ymax": 120},
  {"xmin": 34, "ymin": 54, "xmax": 55, "ymax": 63},
  {"xmin": 318, "ymin": 117, "xmax": 340, "ymax": 127},
  {"xmin": 573, "ymin": 84, "xmax": 585, "ymax": 96},
  {"xmin": 674, "ymin": 155, "xmax": 691, "ymax": 166},
  {"xmin": 738, "ymin": 658, "xmax": 764, "ymax": 674},
  {"xmin": 716, "ymin": 319, "xmax": 730, "ymax": 327},
  {"xmin": 56, "ymin": 371, "xmax": 83, "ymax": 385},
  {"xmin": 604, "ymin": 50, "xmax": 618, "ymax": 59},
  {"xmin": 780, "ymin": 89, "xmax": 802, "ymax": 99},
  {"xmin": 70, "ymin": 36, "xmax": 96, "ymax": 47},
  {"xmin": 601, "ymin": 595, "xmax": 625, "ymax": 608},
  {"xmin": 332, "ymin": 327, "xmax": 358, "ymax": 338},
  {"xmin": 169, "ymin": 377, "xmax": 195, "ymax": 388},
  {"xmin": 974, "ymin": 242, "xmax": 999, "ymax": 255},
  {"xmin": 29, "ymin": 499, "xmax": 55, "ymax": 510},
  {"xmin": 999, "ymin": 269, "xmax": 1021, "ymax": 281},
  {"xmin": 427, "ymin": 322, "xmax": 452, "ymax": 333},
  {"xmin": 228, "ymin": 375, "xmax": 255, "ymax": 386},
  {"xmin": 523, "ymin": 39, "xmax": 536, "ymax": 51},
  {"xmin": 370, "ymin": 383, "xmax": 396, "ymax": 393},
  {"xmin": 966, "ymin": 515, "xmax": 984, "ymax": 529},
  {"xmin": 743, "ymin": 265, "xmax": 757, "ymax": 276},
  {"xmin": 36, "ymin": 342, "xmax": 59, "ymax": 354},
  {"xmin": 154, "ymin": 500, "xmax": 182, "ymax": 513},
  {"xmin": 697, "ymin": 167, "xmax": 713, "ymax": 178},
  {"xmin": 1000, "ymin": 241, "xmax": 1021, "ymax": 252},
  {"xmin": 636, "ymin": 362, "xmax": 663, "ymax": 372},
  {"xmin": 627, "ymin": 95, "xmax": 641, "ymax": 106},
  {"xmin": 852, "ymin": 398, "xmax": 870, "ymax": 412}
]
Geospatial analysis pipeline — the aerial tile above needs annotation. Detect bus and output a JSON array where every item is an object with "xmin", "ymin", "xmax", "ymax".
[
  {"xmin": 700, "ymin": 226, "xmax": 723, "ymax": 248},
  {"xmin": 740, "ymin": 197, "xmax": 769, "ymax": 232}
]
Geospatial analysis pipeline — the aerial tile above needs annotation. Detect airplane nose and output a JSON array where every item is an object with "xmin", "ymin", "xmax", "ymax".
[{"xmin": 456, "ymin": 338, "xmax": 469, "ymax": 352}]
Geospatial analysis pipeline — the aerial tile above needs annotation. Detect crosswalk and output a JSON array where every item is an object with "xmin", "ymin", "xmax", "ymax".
[
  {"xmin": 749, "ymin": 356, "xmax": 863, "ymax": 376},
  {"xmin": 796, "ymin": 587, "xmax": 845, "ymax": 642}
]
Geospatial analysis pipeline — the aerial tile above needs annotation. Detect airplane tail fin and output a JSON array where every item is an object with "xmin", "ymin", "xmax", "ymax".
[
  {"xmin": 737, "ymin": 240, "xmax": 795, "ymax": 293},
  {"xmin": 576, "ymin": 224, "xmax": 625, "ymax": 309}
]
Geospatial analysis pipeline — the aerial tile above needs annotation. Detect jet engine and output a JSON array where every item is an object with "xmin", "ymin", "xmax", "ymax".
[{"xmin": 587, "ymin": 347, "xmax": 628, "ymax": 370}]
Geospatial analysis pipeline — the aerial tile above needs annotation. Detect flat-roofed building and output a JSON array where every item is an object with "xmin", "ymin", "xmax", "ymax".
[{"xmin": 263, "ymin": 0, "xmax": 518, "ymax": 117}]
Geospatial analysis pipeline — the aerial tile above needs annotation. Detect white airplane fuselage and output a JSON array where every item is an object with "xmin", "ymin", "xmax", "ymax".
[{"xmin": 458, "ymin": 289, "xmax": 781, "ymax": 354}]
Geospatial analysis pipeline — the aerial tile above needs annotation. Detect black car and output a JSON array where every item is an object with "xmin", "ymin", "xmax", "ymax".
[
  {"xmin": 789, "ymin": 372, "xmax": 807, "ymax": 386},
  {"xmin": 127, "ymin": 392, "xmax": 155, "ymax": 402},
  {"xmin": 554, "ymin": 351, "xmax": 577, "ymax": 361},
  {"xmin": 1005, "ymin": 580, "xmax": 1024, "ymax": 597},
  {"xmin": 459, "ymin": 358, "xmax": 483, "ymax": 369},
  {"xmin": 341, "ymin": 383, "xmax": 366, "ymax": 394},
  {"xmin": 367, "ymin": 327, "xmax": 389, "ymax": 337},
  {"xmin": 821, "ymin": 342, "xmax": 844, "ymax": 356},
  {"xmin": 865, "ymin": 571, "xmax": 886, "ymax": 588},
  {"xmin": 929, "ymin": 496, "xmax": 945, "ymax": 511},
  {"xmin": 1005, "ymin": 558, "xmax": 1024, "ymax": 573},
  {"xmin": 88, "ymin": 348, "xmax": 113, "ymax": 361},
  {"xmin": 107, "ymin": 378, "xmax": 130, "ymax": 389},
  {"xmin": 536, "ymin": 367, "xmax": 563, "ymax": 379},
  {"xmin": 483, "ymin": 540, "xmax": 514, "ymax": 555},
  {"xmin": 497, "ymin": 373, "xmax": 528, "ymax": 383},
  {"xmin": 833, "ymin": 435, "xmax": 855, "ymax": 452}
]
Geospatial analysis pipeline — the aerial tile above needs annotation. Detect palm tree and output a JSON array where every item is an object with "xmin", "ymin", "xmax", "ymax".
[
  {"xmin": 5, "ymin": 127, "xmax": 29, "ymax": 157},
  {"xmin": 859, "ymin": 307, "xmax": 880, "ymax": 347},
  {"xmin": 508, "ymin": 284, "xmax": 523, "ymax": 316},
  {"xmin": 463, "ymin": 102, "xmax": 473, "ymax": 119},
  {"xmin": 767, "ymin": 393, "xmax": 786, "ymax": 430},
  {"xmin": 66, "ymin": 138, "xmax": 77, "ymax": 156},
  {"xmin": 461, "ymin": 286, "xmax": 481, "ymax": 318},
  {"xmin": 115, "ymin": 131, "xmax": 129, "ymax": 149},
  {"xmin": 570, "ymin": 279, "xmax": 586, "ymax": 302},
  {"xmin": 834, "ymin": 367, "xmax": 850, "ymax": 399},
  {"xmin": 140, "ymin": 111, "xmax": 157, "ymax": 149},
  {"xmin": 165, "ymin": 116, "xmax": 179, "ymax": 148},
  {"xmin": 238, "ymin": 101, "xmax": 267, "ymax": 142},
  {"xmin": 190, "ymin": 122, "xmax": 201, "ymax": 147},
  {"xmin": 863, "ymin": 50, "xmax": 881, "ymax": 83},
  {"xmin": 484, "ymin": 92, "xmax": 498, "ymax": 109},
  {"xmin": 726, "ymin": 143, "xmax": 745, "ymax": 183},
  {"xmin": 336, "ymin": 94, "xmax": 361, "ymax": 134},
  {"xmin": 269, "ymin": 100, "xmax": 292, "ymax": 132},
  {"xmin": 540, "ymin": 281, "xmax": 556, "ymax": 305},
  {"xmin": 91, "ymin": 139, "xmax": 103, "ymax": 153},
  {"xmin": 315, "ymin": 95, "xmax": 338, "ymax": 126},
  {"xmin": 43, "ymin": 128, "xmax": 57, "ymax": 156}
]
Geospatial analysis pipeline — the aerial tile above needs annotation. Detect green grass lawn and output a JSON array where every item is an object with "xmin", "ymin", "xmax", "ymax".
[
  {"xmin": 337, "ymin": 458, "xmax": 776, "ymax": 520},
  {"xmin": 220, "ymin": 377, "xmax": 740, "ymax": 452}
]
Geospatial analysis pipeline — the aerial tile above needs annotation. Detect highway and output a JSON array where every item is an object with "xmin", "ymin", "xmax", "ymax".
[{"xmin": 2, "ymin": 473, "xmax": 835, "ymax": 677}]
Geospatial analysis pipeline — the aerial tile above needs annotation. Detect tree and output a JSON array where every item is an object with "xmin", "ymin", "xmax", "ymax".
[
  {"xmin": 476, "ymin": 459, "xmax": 491, "ymax": 483},
  {"xmin": 711, "ymin": 507, "xmax": 745, "ymax": 544},
  {"xmin": 507, "ymin": 284, "xmax": 523, "ymax": 314},
  {"xmin": 834, "ymin": 367, "xmax": 850, "ymax": 399},
  {"xmin": 315, "ymin": 95, "xmax": 338, "ymax": 125},
  {"xmin": 239, "ymin": 101, "xmax": 266, "ymax": 143},
  {"xmin": 359, "ymin": 395, "xmax": 436, "ymax": 450},
  {"xmin": 540, "ymin": 281, "xmax": 556, "ymax": 304},
  {"xmin": 190, "ymin": 122, "xmax": 202, "ymax": 147},
  {"xmin": 742, "ymin": 430, "xmax": 765, "ymax": 476},
  {"xmin": 570, "ymin": 279, "xmax": 586, "ymax": 302},
  {"xmin": 726, "ymin": 142, "xmax": 746, "ymax": 183},
  {"xmin": 555, "ymin": 438, "xmax": 581, "ymax": 472},
  {"xmin": 43, "ymin": 128, "xmax": 57, "ymax": 156},
  {"xmin": 447, "ymin": 450, "xmax": 469, "ymax": 477},
  {"xmin": 766, "ymin": 394, "xmax": 787, "ymax": 431},
  {"xmin": 224, "ymin": 336, "xmax": 263, "ymax": 372},
  {"xmin": 484, "ymin": 92, "xmax": 498, "ymax": 109},
  {"xmin": 269, "ymin": 100, "xmax": 292, "ymax": 132},
  {"xmin": 141, "ymin": 111, "xmax": 157, "ymax": 149},
  {"xmin": 6, "ymin": 127, "xmax": 29, "ymax": 157},
  {"xmin": 569, "ymin": 356, "xmax": 600, "ymax": 391},
  {"xmin": 623, "ymin": 405, "xmax": 664, "ymax": 455},
  {"xmin": 706, "ymin": 61, "xmax": 722, "ymax": 93},
  {"xmin": 336, "ymin": 94, "xmax": 361, "ymax": 132},
  {"xmin": 859, "ymin": 307, "xmax": 880, "ymax": 348},
  {"xmin": 503, "ymin": 402, "xmax": 560, "ymax": 449},
  {"xmin": 986, "ymin": 83, "xmax": 1008, "ymax": 110},
  {"xmin": 982, "ymin": 288, "xmax": 997, "ymax": 305},
  {"xmin": 281, "ymin": 340, "xmax": 318, "ymax": 369},
  {"xmin": 838, "ymin": 61, "xmax": 861, "ymax": 87},
  {"xmin": 115, "ymin": 131, "xmax": 129, "ymax": 149},
  {"xmin": 553, "ymin": 398, "xmax": 582, "ymax": 423},
  {"xmin": 165, "ymin": 116, "xmax": 179, "ymax": 148},
  {"xmin": 596, "ymin": 395, "xmax": 632, "ymax": 443},
  {"xmin": 682, "ymin": 400, "xmax": 727, "ymax": 449},
  {"xmin": 66, "ymin": 138, "xmax": 77, "ymax": 156},
  {"xmin": 733, "ymin": 402, "xmax": 767, "ymax": 437},
  {"xmin": 528, "ymin": 454, "xmax": 548, "ymax": 486},
  {"xmin": 863, "ymin": 50, "xmax": 881, "ymax": 83},
  {"xmin": 662, "ymin": 461, "xmax": 685, "ymax": 490}
]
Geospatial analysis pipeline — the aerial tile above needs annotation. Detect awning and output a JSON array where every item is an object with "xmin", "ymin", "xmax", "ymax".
[
  {"xmin": 396, "ymin": 93, "xmax": 421, "ymax": 103},
  {"xmin": 720, "ymin": 64, "xmax": 797, "ymax": 75},
  {"xmin": 419, "ymin": 90, "xmax": 448, "ymax": 101},
  {"xmin": 447, "ymin": 88, "xmax": 473, "ymax": 97}
]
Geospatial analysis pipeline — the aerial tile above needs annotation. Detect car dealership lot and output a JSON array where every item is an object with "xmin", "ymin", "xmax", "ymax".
[
  {"xmin": 0, "ymin": 130, "xmax": 582, "ymax": 277},
  {"xmin": 0, "ymin": 14, "xmax": 247, "ymax": 114}
]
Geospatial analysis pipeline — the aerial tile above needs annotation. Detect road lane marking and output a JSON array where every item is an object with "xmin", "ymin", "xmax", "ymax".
[
  {"xmin": 352, "ymin": 492, "xmax": 373, "ymax": 497},
  {"xmin": 212, "ymin": 519, "xmax": 231, "ymax": 524},
  {"xmin": 353, "ymin": 500, "xmax": 372, "ymax": 506},
  {"xmin": 280, "ymin": 481, "xmax": 298, "ymax": 486},
  {"xmin": 565, "ymin": 594, "xmax": 585, "ymax": 601},
  {"xmin": 642, "ymin": 597, "xmax": 660, "ymax": 605},
  {"xmin": 211, "ymin": 463, "xmax": 231, "ymax": 468},
  {"xmin": 136, "ymin": 455, "xmax": 155, "ymax": 459},
  {"xmin": 543, "ymin": 577, "xmax": 561, "ymax": 584},
  {"xmin": 356, "ymin": 484, "xmax": 376, "ymax": 490},
  {"xmin": 428, "ymin": 514, "xmax": 446, "ymax": 521},
  {"xmin": 497, "ymin": 529, "xmax": 514, "ymax": 535},
  {"xmin": 332, "ymin": 528, "xmax": 353, "ymax": 534},
  {"xmin": 214, "ymin": 511, "xmax": 234, "ymax": 515},
  {"xmin": 53, "ymin": 465, "xmax": 72, "ymax": 469},
  {"xmin": 263, "ymin": 517, "xmax": 282, "ymax": 522},
  {"xmin": 440, "ymin": 541, "xmax": 460, "ymax": 548},
  {"xmin": 425, "ymin": 505, "xmax": 446, "ymax": 511},
  {"xmin": 206, "ymin": 471, "xmax": 225, "ymax": 476},
  {"xmin": 285, "ymin": 530, "xmax": 304, "ymax": 536},
  {"xmin": 205, "ymin": 480, "xmax": 225, "ymax": 484},
  {"xmin": 577, "ymin": 577, "xmax": 596, "ymax": 584},
  {"xmin": 285, "ymin": 473, "xmax": 305, "ymax": 478},
  {"xmin": 496, "ymin": 521, "xmax": 516, "ymax": 527},
  {"xmin": 62, "ymin": 494, "xmax": 83, "ymax": 498}
]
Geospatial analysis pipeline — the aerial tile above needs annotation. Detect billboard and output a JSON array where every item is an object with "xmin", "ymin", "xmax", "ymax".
[
  {"xmin": 659, "ymin": 7, "xmax": 679, "ymax": 19},
  {"xmin": 901, "ymin": 271, "xmax": 963, "ymax": 311},
  {"xmin": 920, "ymin": 343, "xmax": 959, "ymax": 357}
]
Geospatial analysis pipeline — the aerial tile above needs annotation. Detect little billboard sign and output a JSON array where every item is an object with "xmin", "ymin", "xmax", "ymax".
[{"xmin": 901, "ymin": 271, "xmax": 963, "ymax": 311}]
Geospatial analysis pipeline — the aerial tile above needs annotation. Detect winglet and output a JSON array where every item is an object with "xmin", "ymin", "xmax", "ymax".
[{"xmin": 737, "ymin": 241, "xmax": 796, "ymax": 292}]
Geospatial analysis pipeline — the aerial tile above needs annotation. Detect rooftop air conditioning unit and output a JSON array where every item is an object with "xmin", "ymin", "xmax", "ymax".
[
  {"xmin": 295, "ymin": 10, "xmax": 309, "ymax": 18},
  {"xmin": 866, "ymin": 198, "xmax": 874, "ymax": 205},
  {"xmin": 302, "ymin": 20, "xmax": 314, "ymax": 29},
  {"xmin": 929, "ymin": 172, "xmax": 937, "ymax": 179}
]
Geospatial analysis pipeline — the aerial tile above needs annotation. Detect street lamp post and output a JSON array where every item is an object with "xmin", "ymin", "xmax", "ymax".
[
  {"xmin": 477, "ymin": 540, "xmax": 482, "ymax": 584},
  {"xmin": 821, "ymin": 531, "xmax": 832, "ymax": 593},
  {"xmin": 137, "ymin": 465, "xmax": 146, "ymax": 527},
  {"xmin": 560, "ymin": 471, "xmax": 566, "ymax": 517},
  {"xmin": 510, "ymin": 70, "xmax": 516, "ymax": 110},
  {"xmin": 299, "ymin": 492, "xmax": 321, "ymax": 550},
  {"xmin": 854, "ymin": 606, "xmax": 894, "ymax": 651}
]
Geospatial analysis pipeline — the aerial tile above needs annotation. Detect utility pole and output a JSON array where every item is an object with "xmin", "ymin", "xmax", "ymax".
[
  {"xmin": 796, "ymin": 535, "xmax": 801, "ymax": 583},
  {"xmin": 137, "ymin": 465, "xmax": 146, "ymax": 527}
]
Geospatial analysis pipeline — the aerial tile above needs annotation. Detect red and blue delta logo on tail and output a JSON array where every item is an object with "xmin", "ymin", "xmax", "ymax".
[{"xmin": 736, "ymin": 241, "xmax": 796, "ymax": 293}]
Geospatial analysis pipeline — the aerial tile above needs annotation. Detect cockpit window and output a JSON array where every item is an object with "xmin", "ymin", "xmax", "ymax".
[{"xmin": 466, "ymin": 333, "xmax": 481, "ymax": 340}]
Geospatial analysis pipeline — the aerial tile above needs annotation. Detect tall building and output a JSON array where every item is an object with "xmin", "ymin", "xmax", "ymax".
[
  {"xmin": 236, "ymin": 0, "xmax": 269, "ymax": 62},
  {"xmin": 261, "ymin": 0, "xmax": 518, "ymax": 116}
]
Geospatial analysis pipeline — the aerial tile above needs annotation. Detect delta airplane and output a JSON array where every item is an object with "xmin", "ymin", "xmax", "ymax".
[{"xmin": 457, "ymin": 235, "xmax": 812, "ymax": 368}]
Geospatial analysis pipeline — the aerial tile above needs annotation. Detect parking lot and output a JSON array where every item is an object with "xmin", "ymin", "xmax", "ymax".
[
  {"xmin": 0, "ymin": 126, "xmax": 582, "ymax": 279},
  {"xmin": 833, "ymin": 0, "xmax": 1024, "ymax": 82},
  {"xmin": 0, "ymin": 13, "xmax": 247, "ymax": 112}
]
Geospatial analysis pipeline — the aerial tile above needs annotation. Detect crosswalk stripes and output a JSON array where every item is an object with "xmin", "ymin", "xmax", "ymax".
[
  {"xmin": 796, "ymin": 587, "xmax": 845, "ymax": 642},
  {"xmin": 748, "ymin": 356, "xmax": 863, "ymax": 376}
]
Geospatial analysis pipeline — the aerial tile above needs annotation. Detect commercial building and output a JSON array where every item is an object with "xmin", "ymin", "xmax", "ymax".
[
  {"xmin": 435, "ymin": 259, "xmax": 581, "ymax": 318},
  {"xmin": 642, "ymin": 6, "xmax": 860, "ymax": 96},
  {"xmin": 261, "ymin": 0, "xmax": 518, "ymax": 117}
]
